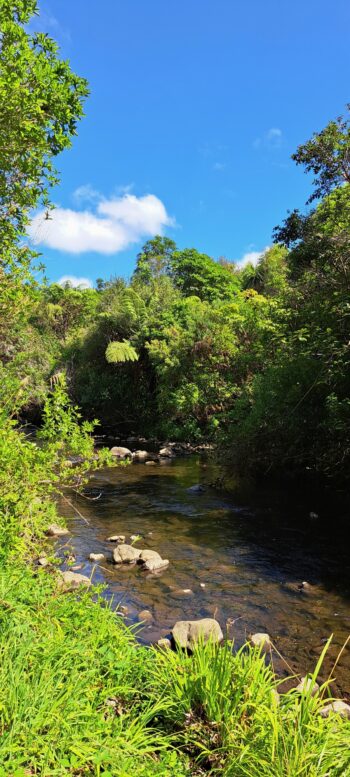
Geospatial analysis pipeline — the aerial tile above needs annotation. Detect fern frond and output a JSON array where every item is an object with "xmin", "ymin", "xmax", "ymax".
[{"xmin": 105, "ymin": 340, "xmax": 139, "ymax": 364}]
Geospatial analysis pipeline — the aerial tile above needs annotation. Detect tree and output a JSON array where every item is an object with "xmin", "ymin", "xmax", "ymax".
[
  {"xmin": 240, "ymin": 246, "xmax": 289, "ymax": 296},
  {"xmin": 292, "ymin": 104, "xmax": 350, "ymax": 202},
  {"xmin": 133, "ymin": 236, "xmax": 177, "ymax": 283},
  {"xmin": 170, "ymin": 248, "xmax": 240, "ymax": 302},
  {"xmin": 0, "ymin": 0, "xmax": 88, "ymax": 366}
]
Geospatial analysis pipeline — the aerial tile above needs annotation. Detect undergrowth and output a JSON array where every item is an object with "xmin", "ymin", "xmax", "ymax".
[{"xmin": 0, "ymin": 382, "xmax": 349, "ymax": 775}]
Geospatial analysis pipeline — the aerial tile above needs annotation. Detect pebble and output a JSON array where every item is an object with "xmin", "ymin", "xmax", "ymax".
[
  {"xmin": 250, "ymin": 632, "xmax": 272, "ymax": 650},
  {"xmin": 138, "ymin": 609, "xmax": 153, "ymax": 622},
  {"xmin": 107, "ymin": 535, "xmax": 125, "ymax": 542},
  {"xmin": 319, "ymin": 700, "xmax": 350, "ymax": 719},
  {"xmin": 46, "ymin": 524, "xmax": 70, "ymax": 537},
  {"xmin": 296, "ymin": 676, "xmax": 319, "ymax": 696},
  {"xmin": 157, "ymin": 638, "xmax": 172, "ymax": 649}
]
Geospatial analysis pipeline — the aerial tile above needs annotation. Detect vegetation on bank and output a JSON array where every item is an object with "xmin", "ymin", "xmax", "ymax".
[
  {"xmin": 0, "ymin": 3, "xmax": 350, "ymax": 775},
  {"xmin": 15, "ymin": 126, "xmax": 350, "ymax": 482}
]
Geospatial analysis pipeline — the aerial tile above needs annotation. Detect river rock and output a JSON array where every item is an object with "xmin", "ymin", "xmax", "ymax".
[
  {"xmin": 159, "ymin": 446, "xmax": 175, "ymax": 458},
  {"xmin": 145, "ymin": 460, "xmax": 156, "ymax": 466},
  {"xmin": 46, "ymin": 524, "xmax": 70, "ymax": 537},
  {"xmin": 112, "ymin": 544, "xmax": 141, "ymax": 564},
  {"xmin": 296, "ymin": 676, "xmax": 319, "ymax": 696},
  {"xmin": 133, "ymin": 450, "xmax": 152, "ymax": 461},
  {"xmin": 138, "ymin": 609, "xmax": 153, "ymax": 622},
  {"xmin": 172, "ymin": 618, "xmax": 223, "ymax": 649},
  {"xmin": 139, "ymin": 549, "xmax": 162, "ymax": 563},
  {"xmin": 89, "ymin": 553, "xmax": 105, "ymax": 562},
  {"xmin": 107, "ymin": 534, "xmax": 125, "ymax": 542},
  {"xmin": 187, "ymin": 484, "xmax": 206, "ymax": 494},
  {"xmin": 143, "ymin": 557, "xmax": 169, "ymax": 572},
  {"xmin": 250, "ymin": 633, "xmax": 272, "ymax": 650},
  {"xmin": 157, "ymin": 638, "xmax": 172, "ymax": 649},
  {"xmin": 38, "ymin": 556, "xmax": 49, "ymax": 567},
  {"xmin": 58, "ymin": 570, "xmax": 91, "ymax": 589},
  {"xmin": 298, "ymin": 581, "xmax": 313, "ymax": 592},
  {"xmin": 110, "ymin": 446, "xmax": 132, "ymax": 459},
  {"xmin": 319, "ymin": 700, "xmax": 350, "ymax": 719}
]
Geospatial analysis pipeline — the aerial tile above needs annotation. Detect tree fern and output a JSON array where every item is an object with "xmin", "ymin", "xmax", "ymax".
[{"xmin": 105, "ymin": 340, "xmax": 139, "ymax": 364}]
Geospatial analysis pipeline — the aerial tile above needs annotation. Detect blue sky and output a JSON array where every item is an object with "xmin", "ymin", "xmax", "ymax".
[{"xmin": 29, "ymin": 0, "xmax": 350, "ymax": 287}]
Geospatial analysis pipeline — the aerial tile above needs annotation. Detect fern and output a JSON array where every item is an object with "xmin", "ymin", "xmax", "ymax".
[{"xmin": 105, "ymin": 340, "xmax": 139, "ymax": 364}]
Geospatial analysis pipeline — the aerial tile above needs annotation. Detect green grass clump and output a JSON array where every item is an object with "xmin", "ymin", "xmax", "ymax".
[
  {"xmin": 0, "ymin": 564, "xmax": 349, "ymax": 776},
  {"xmin": 0, "ymin": 565, "xmax": 190, "ymax": 776},
  {"xmin": 150, "ymin": 639, "xmax": 350, "ymax": 776}
]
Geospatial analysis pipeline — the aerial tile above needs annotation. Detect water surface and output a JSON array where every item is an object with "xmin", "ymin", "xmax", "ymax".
[{"xmin": 56, "ymin": 456, "xmax": 350, "ymax": 695}]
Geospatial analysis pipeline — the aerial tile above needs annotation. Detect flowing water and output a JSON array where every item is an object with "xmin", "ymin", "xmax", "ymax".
[{"xmin": 56, "ymin": 454, "xmax": 350, "ymax": 695}]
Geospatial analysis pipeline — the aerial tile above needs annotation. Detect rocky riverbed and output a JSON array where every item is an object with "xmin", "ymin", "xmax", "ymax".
[{"xmin": 53, "ymin": 451, "xmax": 350, "ymax": 696}]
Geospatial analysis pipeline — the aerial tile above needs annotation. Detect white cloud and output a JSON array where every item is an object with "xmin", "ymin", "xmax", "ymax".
[
  {"xmin": 253, "ymin": 127, "xmax": 283, "ymax": 150},
  {"xmin": 213, "ymin": 162, "xmax": 226, "ymax": 171},
  {"xmin": 28, "ymin": 193, "xmax": 174, "ymax": 255},
  {"xmin": 267, "ymin": 127, "xmax": 282, "ymax": 144},
  {"xmin": 57, "ymin": 275, "xmax": 93, "ymax": 289},
  {"xmin": 235, "ymin": 246, "xmax": 269, "ymax": 269},
  {"xmin": 72, "ymin": 184, "xmax": 101, "ymax": 205}
]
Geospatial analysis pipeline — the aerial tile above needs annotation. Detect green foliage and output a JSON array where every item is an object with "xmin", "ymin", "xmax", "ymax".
[
  {"xmin": 150, "ymin": 639, "xmax": 350, "ymax": 776},
  {"xmin": 291, "ymin": 104, "xmax": 350, "ymax": 202},
  {"xmin": 170, "ymin": 247, "xmax": 240, "ymax": 302},
  {"xmin": 133, "ymin": 236, "xmax": 177, "ymax": 283},
  {"xmin": 0, "ymin": 565, "xmax": 189, "ymax": 776},
  {"xmin": 105, "ymin": 340, "xmax": 139, "ymax": 364},
  {"xmin": 0, "ymin": 567, "xmax": 348, "ymax": 776},
  {"xmin": 0, "ymin": 375, "xmax": 111, "ymax": 560}
]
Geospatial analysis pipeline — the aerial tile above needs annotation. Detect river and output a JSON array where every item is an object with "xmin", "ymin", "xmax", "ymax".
[{"xmin": 56, "ymin": 453, "xmax": 350, "ymax": 696}]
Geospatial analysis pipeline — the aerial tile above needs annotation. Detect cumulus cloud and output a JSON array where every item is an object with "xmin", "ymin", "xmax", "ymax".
[
  {"xmin": 57, "ymin": 275, "xmax": 93, "ymax": 289},
  {"xmin": 253, "ymin": 127, "xmax": 283, "ymax": 150},
  {"xmin": 28, "ymin": 193, "xmax": 174, "ymax": 255},
  {"xmin": 235, "ymin": 246, "xmax": 269, "ymax": 269}
]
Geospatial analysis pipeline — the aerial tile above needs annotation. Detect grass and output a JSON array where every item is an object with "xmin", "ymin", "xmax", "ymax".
[
  {"xmin": 0, "ymin": 564, "xmax": 349, "ymax": 776},
  {"xmin": 0, "ymin": 413, "xmax": 349, "ymax": 775}
]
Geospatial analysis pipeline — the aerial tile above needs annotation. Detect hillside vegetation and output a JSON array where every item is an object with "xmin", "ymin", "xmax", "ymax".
[{"xmin": 0, "ymin": 3, "xmax": 350, "ymax": 775}]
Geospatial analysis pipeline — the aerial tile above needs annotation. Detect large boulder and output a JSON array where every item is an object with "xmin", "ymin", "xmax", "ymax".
[
  {"xmin": 112, "ymin": 543, "xmax": 141, "ymax": 564},
  {"xmin": 319, "ymin": 700, "xmax": 350, "ymax": 719},
  {"xmin": 172, "ymin": 618, "xmax": 223, "ymax": 649},
  {"xmin": 58, "ymin": 570, "xmax": 91, "ymax": 589},
  {"xmin": 110, "ymin": 446, "xmax": 132, "ymax": 459}
]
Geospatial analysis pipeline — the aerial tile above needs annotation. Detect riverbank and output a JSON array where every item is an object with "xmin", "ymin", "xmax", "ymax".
[
  {"xmin": 1, "ymin": 413, "xmax": 350, "ymax": 775},
  {"xmin": 1, "ymin": 560, "xmax": 350, "ymax": 776}
]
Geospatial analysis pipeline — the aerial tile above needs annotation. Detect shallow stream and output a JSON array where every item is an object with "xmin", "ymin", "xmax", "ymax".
[{"xmin": 56, "ymin": 455, "xmax": 350, "ymax": 695}]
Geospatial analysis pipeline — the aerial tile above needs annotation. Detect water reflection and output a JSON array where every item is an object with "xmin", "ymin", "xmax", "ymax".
[{"xmin": 56, "ymin": 457, "xmax": 350, "ymax": 695}]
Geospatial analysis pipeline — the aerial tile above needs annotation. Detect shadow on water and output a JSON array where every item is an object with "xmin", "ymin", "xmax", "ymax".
[{"xmin": 55, "ymin": 456, "xmax": 350, "ymax": 696}]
